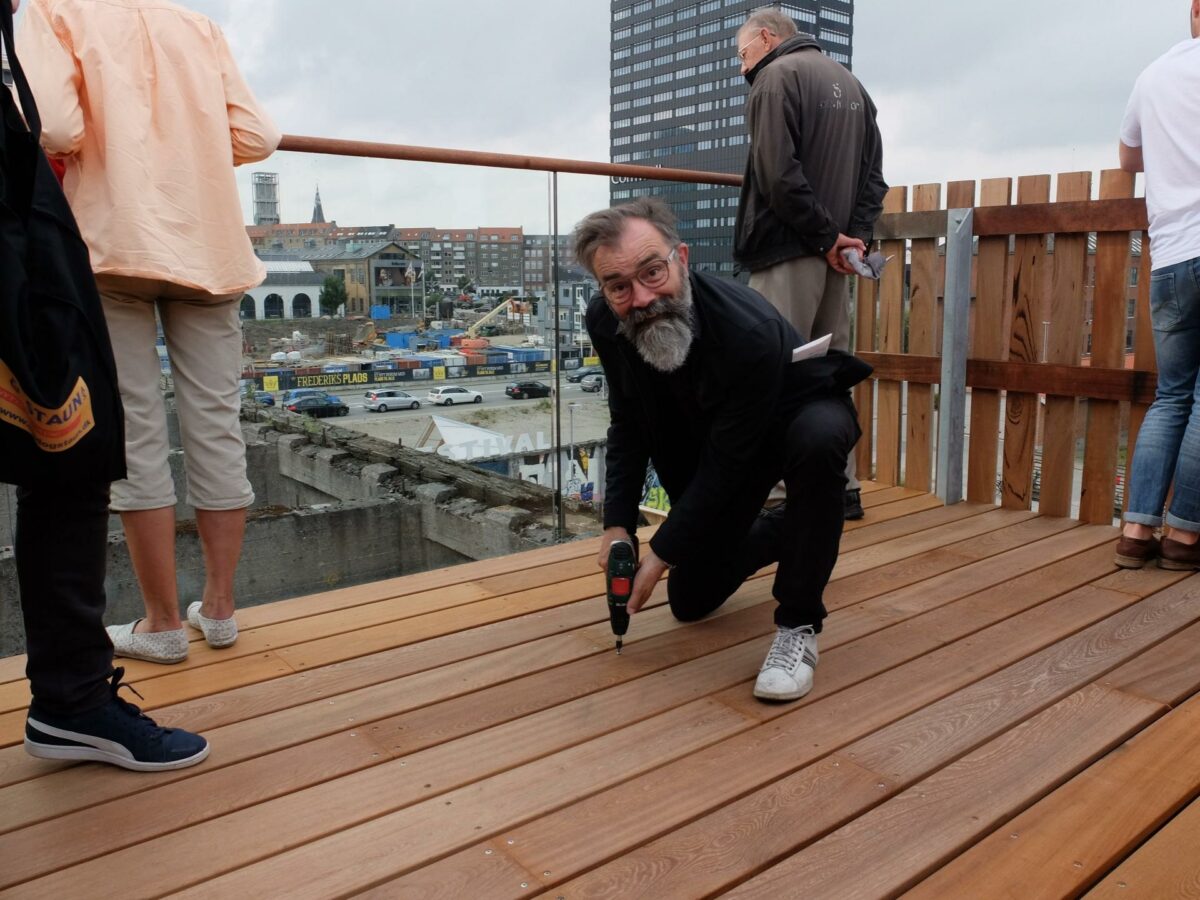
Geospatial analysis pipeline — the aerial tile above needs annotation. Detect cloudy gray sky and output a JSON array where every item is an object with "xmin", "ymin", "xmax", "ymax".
[{"xmin": 15, "ymin": 1, "xmax": 1188, "ymax": 229}]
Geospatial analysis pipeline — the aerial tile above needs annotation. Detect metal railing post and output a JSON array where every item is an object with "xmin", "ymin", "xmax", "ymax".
[{"xmin": 936, "ymin": 208, "xmax": 973, "ymax": 504}]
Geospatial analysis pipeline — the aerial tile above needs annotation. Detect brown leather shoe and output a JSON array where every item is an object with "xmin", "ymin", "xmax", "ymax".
[
  {"xmin": 1159, "ymin": 536, "xmax": 1200, "ymax": 570},
  {"xmin": 1114, "ymin": 534, "xmax": 1161, "ymax": 569}
]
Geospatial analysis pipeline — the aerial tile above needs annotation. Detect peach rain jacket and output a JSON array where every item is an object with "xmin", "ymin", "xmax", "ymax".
[{"xmin": 17, "ymin": 0, "xmax": 280, "ymax": 295}]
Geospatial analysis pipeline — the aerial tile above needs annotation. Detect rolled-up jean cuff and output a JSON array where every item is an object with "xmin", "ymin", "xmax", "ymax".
[
  {"xmin": 1124, "ymin": 512, "xmax": 1163, "ymax": 527},
  {"xmin": 1165, "ymin": 511, "xmax": 1200, "ymax": 533}
]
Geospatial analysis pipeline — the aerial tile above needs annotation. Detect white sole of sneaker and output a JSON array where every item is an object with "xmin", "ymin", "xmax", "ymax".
[
  {"xmin": 24, "ymin": 733, "xmax": 210, "ymax": 772},
  {"xmin": 752, "ymin": 682, "xmax": 814, "ymax": 702}
]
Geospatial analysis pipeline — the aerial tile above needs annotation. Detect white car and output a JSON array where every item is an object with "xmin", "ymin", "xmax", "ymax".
[{"xmin": 427, "ymin": 385, "xmax": 484, "ymax": 406}]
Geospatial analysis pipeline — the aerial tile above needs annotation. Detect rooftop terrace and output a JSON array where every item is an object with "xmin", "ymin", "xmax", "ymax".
[{"xmin": 4, "ymin": 134, "xmax": 1199, "ymax": 897}]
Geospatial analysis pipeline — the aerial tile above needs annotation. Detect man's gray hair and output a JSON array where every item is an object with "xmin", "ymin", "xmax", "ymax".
[
  {"xmin": 740, "ymin": 7, "xmax": 799, "ymax": 39},
  {"xmin": 572, "ymin": 197, "xmax": 682, "ymax": 275}
]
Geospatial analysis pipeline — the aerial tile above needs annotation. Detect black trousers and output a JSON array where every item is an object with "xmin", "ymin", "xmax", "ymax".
[
  {"xmin": 667, "ymin": 395, "xmax": 860, "ymax": 633},
  {"xmin": 16, "ymin": 479, "xmax": 114, "ymax": 714}
]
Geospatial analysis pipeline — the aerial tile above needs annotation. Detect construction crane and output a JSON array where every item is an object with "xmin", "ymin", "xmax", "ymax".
[{"xmin": 460, "ymin": 297, "xmax": 516, "ymax": 349}]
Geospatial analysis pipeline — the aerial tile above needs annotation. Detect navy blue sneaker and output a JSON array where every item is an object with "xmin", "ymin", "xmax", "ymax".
[{"xmin": 24, "ymin": 667, "xmax": 209, "ymax": 771}]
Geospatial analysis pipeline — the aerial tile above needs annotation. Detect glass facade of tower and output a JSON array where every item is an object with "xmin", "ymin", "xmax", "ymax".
[{"xmin": 609, "ymin": 0, "xmax": 853, "ymax": 277}]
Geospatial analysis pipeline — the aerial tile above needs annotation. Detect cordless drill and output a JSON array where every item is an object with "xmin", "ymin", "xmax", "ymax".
[{"xmin": 606, "ymin": 539, "xmax": 637, "ymax": 655}]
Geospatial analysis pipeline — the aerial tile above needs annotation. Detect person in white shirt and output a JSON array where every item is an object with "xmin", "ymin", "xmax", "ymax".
[{"xmin": 1115, "ymin": 0, "xmax": 1200, "ymax": 571}]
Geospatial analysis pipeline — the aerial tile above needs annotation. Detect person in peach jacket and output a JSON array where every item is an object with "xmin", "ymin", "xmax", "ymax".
[{"xmin": 19, "ymin": 0, "xmax": 281, "ymax": 663}]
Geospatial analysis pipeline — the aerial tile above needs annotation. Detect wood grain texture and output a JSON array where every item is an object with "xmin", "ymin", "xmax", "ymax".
[
  {"xmin": 1002, "ymin": 175, "xmax": 1051, "ymax": 510},
  {"xmin": 1124, "ymin": 236, "xmax": 1156, "ymax": 516},
  {"xmin": 728, "ymin": 685, "xmax": 1162, "ymax": 900},
  {"xmin": 1080, "ymin": 171, "xmax": 1136, "ymax": 523},
  {"xmin": 968, "ymin": 177, "xmax": 1013, "ymax": 504},
  {"xmin": 906, "ymin": 694, "xmax": 1200, "ymax": 900},
  {"xmin": 905, "ymin": 183, "xmax": 941, "ymax": 492},
  {"xmin": 876, "ymin": 186, "xmax": 909, "ymax": 485},
  {"xmin": 1085, "ymin": 796, "xmax": 1200, "ymax": 899},
  {"xmin": 1040, "ymin": 171, "xmax": 1092, "ymax": 516}
]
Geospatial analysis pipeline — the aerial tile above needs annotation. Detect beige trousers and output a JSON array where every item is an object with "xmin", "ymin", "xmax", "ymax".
[
  {"xmin": 97, "ymin": 275, "xmax": 254, "ymax": 512},
  {"xmin": 750, "ymin": 256, "xmax": 859, "ymax": 491}
]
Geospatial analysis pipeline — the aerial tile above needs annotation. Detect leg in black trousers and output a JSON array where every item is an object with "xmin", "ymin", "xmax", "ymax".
[
  {"xmin": 665, "ymin": 395, "xmax": 858, "ymax": 633},
  {"xmin": 17, "ymin": 479, "xmax": 114, "ymax": 715}
]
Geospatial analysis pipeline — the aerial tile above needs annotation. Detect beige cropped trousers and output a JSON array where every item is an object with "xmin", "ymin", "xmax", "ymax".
[{"xmin": 96, "ymin": 275, "xmax": 254, "ymax": 512}]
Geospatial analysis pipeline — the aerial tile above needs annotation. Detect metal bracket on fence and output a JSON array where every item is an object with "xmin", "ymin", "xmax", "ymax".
[{"xmin": 936, "ymin": 208, "xmax": 973, "ymax": 505}]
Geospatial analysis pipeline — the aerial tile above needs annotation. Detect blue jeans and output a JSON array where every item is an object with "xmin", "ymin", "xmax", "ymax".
[{"xmin": 1126, "ymin": 256, "xmax": 1200, "ymax": 531}]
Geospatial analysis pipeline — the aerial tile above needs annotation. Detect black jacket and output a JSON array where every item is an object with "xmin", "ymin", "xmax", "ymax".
[
  {"xmin": 587, "ymin": 271, "xmax": 871, "ymax": 568},
  {"xmin": 733, "ymin": 34, "xmax": 888, "ymax": 272}
]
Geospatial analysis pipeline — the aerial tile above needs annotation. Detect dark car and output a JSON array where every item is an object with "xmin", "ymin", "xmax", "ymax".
[
  {"xmin": 505, "ymin": 380, "xmax": 552, "ymax": 400},
  {"xmin": 280, "ymin": 388, "xmax": 336, "ymax": 407},
  {"xmin": 566, "ymin": 365, "xmax": 603, "ymax": 384},
  {"xmin": 252, "ymin": 390, "xmax": 275, "ymax": 406},
  {"xmin": 286, "ymin": 395, "xmax": 349, "ymax": 418}
]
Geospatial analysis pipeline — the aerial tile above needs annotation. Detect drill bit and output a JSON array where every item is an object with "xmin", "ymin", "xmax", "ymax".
[{"xmin": 615, "ymin": 638, "xmax": 623, "ymax": 655}]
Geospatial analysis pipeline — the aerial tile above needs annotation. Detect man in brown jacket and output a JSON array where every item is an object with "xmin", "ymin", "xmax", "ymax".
[{"xmin": 733, "ymin": 7, "xmax": 887, "ymax": 520}]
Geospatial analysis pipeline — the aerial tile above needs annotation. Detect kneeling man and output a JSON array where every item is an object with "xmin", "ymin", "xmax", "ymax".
[{"xmin": 576, "ymin": 198, "xmax": 869, "ymax": 701}]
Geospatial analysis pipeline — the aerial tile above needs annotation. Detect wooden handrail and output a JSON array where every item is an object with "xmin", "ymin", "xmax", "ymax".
[
  {"xmin": 278, "ymin": 134, "xmax": 742, "ymax": 186},
  {"xmin": 859, "ymin": 352, "xmax": 1158, "ymax": 405}
]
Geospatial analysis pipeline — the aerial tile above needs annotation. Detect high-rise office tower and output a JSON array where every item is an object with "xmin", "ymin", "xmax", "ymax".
[{"xmin": 609, "ymin": 0, "xmax": 853, "ymax": 277}]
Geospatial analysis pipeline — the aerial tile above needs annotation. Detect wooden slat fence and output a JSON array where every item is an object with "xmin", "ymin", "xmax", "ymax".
[{"xmin": 856, "ymin": 170, "xmax": 1152, "ymax": 524}]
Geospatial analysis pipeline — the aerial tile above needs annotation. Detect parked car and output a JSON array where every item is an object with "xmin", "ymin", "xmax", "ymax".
[
  {"xmin": 505, "ymin": 380, "xmax": 552, "ymax": 400},
  {"xmin": 286, "ymin": 395, "xmax": 349, "ymax": 417},
  {"xmin": 280, "ymin": 388, "xmax": 336, "ymax": 407},
  {"xmin": 579, "ymin": 373, "xmax": 606, "ymax": 393},
  {"xmin": 427, "ymin": 385, "xmax": 483, "ymax": 406},
  {"xmin": 566, "ymin": 365, "xmax": 604, "ymax": 384},
  {"xmin": 364, "ymin": 388, "xmax": 420, "ymax": 412},
  {"xmin": 251, "ymin": 390, "xmax": 275, "ymax": 406}
]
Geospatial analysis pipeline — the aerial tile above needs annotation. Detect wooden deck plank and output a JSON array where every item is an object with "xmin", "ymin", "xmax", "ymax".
[
  {"xmin": 1084, "ymin": 796, "xmax": 1200, "ymax": 898},
  {"xmin": 904, "ymin": 694, "xmax": 1200, "ymax": 900},
  {"xmin": 2, "ymin": 494, "xmax": 1197, "ymax": 898},
  {"xmin": 727, "ymin": 685, "xmax": 1163, "ymax": 900},
  {"xmin": 0, "ymin": 516, "xmax": 1081, "ymax": 871},
  {"xmin": 454, "ymin": 572, "xmax": 1178, "ymax": 887}
]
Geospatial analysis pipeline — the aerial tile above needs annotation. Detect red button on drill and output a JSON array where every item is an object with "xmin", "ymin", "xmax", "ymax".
[{"xmin": 611, "ymin": 576, "xmax": 631, "ymax": 594}]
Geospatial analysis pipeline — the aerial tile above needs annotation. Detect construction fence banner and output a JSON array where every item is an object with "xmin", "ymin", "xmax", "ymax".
[{"xmin": 249, "ymin": 359, "xmax": 553, "ymax": 393}]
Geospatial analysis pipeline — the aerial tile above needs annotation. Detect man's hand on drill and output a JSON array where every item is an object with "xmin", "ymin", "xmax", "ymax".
[
  {"xmin": 628, "ymin": 549, "xmax": 668, "ymax": 614},
  {"xmin": 598, "ymin": 527, "xmax": 667, "ymax": 614},
  {"xmin": 597, "ymin": 526, "xmax": 631, "ymax": 570}
]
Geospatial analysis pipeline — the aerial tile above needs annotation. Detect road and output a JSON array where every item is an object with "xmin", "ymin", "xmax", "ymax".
[{"xmin": 266, "ymin": 375, "xmax": 601, "ymax": 422}]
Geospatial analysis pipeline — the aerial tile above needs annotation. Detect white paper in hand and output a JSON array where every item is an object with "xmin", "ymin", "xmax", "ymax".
[{"xmin": 792, "ymin": 333, "xmax": 832, "ymax": 363}]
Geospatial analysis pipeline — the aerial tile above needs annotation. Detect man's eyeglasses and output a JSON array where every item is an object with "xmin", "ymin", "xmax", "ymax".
[
  {"xmin": 737, "ymin": 30, "xmax": 767, "ymax": 62},
  {"xmin": 602, "ymin": 247, "xmax": 679, "ymax": 305}
]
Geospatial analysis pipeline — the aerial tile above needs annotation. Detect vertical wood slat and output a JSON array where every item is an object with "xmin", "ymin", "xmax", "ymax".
[
  {"xmin": 1080, "ymin": 169, "xmax": 1136, "ymax": 523},
  {"xmin": 1038, "ymin": 172, "xmax": 1093, "ymax": 516},
  {"xmin": 904, "ymin": 184, "xmax": 941, "ymax": 492},
  {"xmin": 875, "ymin": 186, "xmax": 909, "ymax": 486},
  {"xmin": 1123, "ymin": 236, "xmax": 1155, "ymax": 516},
  {"xmin": 967, "ymin": 178, "xmax": 1013, "ymax": 504},
  {"xmin": 1001, "ymin": 175, "xmax": 1051, "ymax": 509},
  {"xmin": 854, "ymin": 276, "xmax": 877, "ymax": 480}
]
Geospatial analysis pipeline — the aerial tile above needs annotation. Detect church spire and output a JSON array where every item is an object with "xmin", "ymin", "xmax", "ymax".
[{"xmin": 311, "ymin": 184, "xmax": 326, "ymax": 224}]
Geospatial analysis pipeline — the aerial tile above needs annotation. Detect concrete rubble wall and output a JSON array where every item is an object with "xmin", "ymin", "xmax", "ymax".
[{"xmin": 0, "ymin": 408, "xmax": 573, "ymax": 657}]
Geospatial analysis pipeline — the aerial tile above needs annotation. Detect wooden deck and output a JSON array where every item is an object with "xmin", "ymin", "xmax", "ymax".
[{"xmin": 2, "ymin": 482, "xmax": 1200, "ymax": 898}]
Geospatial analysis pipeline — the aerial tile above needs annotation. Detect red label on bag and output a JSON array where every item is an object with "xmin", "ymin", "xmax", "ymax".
[{"xmin": 0, "ymin": 359, "xmax": 96, "ymax": 452}]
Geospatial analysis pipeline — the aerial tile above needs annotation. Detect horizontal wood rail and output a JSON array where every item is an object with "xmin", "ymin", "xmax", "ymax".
[
  {"xmin": 860, "ymin": 352, "xmax": 1158, "ymax": 405},
  {"xmin": 875, "ymin": 198, "xmax": 1149, "ymax": 242},
  {"xmin": 277, "ymin": 134, "xmax": 742, "ymax": 186}
]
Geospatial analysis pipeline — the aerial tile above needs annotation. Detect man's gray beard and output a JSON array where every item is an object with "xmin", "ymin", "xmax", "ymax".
[{"xmin": 616, "ymin": 277, "xmax": 695, "ymax": 372}]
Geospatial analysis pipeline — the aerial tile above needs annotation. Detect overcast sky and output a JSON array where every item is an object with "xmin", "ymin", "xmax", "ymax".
[{"xmin": 15, "ymin": 1, "xmax": 1189, "ymax": 230}]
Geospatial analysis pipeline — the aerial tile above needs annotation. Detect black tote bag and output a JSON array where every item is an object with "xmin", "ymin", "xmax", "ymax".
[{"xmin": 0, "ymin": 1, "xmax": 124, "ymax": 486}]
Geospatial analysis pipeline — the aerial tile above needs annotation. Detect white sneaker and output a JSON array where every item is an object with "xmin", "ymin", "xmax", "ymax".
[
  {"xmin": 753, "ymin": 625, "xmax": 819, "ymax": 701},
  {"xmin": 105, "ymin": 621, "xmax": 188, "ymax": 664}
]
